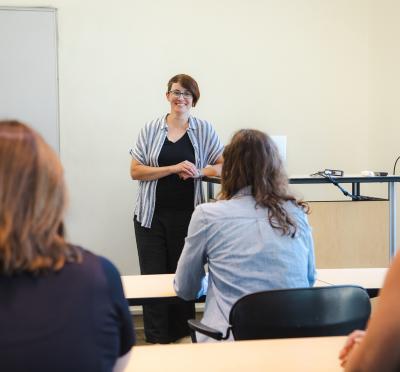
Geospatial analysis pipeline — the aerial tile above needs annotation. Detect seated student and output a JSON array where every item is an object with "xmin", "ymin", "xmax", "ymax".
[
  {"xmin": 174, "ymin": 129, "xmax": 315, "ymax": 342},
  {"xmin": 0, "ymin": 121, "xmax": 135, "ymax": 372},
  {"xmin": 339, "ymin": 252, "xmax": 400, "ymax": 371}
]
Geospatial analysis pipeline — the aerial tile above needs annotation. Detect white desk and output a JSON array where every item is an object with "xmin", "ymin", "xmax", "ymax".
[
  {"xmin": 125, "ymin": 336, "xmax": 346, "ymax": 372},
  {"xmin": 316, "ymin": 268, "xmax": 387, "ymax": 297},
  {"xmin": 122, "ymin": 268, "xmax": 388, "ymax": 305},
  {"xmin": 122, "ymin": 274, "xmax": 176, "ymax": 305},
  {"xmin": 122, "ymin": 274, "xmax": 331, "ymax": 305}
]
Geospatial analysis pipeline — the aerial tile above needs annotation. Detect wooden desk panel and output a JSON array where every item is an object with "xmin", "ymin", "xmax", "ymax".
[{"xmin": 309, "ymin": 201, "xmax": 389, "ymax": 268}]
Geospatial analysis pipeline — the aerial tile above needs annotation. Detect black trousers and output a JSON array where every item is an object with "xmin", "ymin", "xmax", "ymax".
[{"xmin": 134, "ymin": 208, "xmax": 196, "ymax": 343}]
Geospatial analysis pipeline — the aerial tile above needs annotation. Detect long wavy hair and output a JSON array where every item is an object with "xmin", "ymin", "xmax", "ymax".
[
  {"xmin": 0, "ymin": 121, "xmax": 81, "ymax": 275},
  {"xmin": 219, "ymin": 129, "xmax": 308, "ymax": 237}
]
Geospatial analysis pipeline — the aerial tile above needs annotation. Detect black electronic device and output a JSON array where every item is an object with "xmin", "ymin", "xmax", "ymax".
[
  {"xmin": 374, "ymin": 172, "xmax": 388, "ymax": 176},
  {"xmin": 322, "ymin": 169, "xmax": 344, "ymax": 177}
]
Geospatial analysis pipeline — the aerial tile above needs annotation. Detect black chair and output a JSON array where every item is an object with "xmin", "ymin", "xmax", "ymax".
[{"xmin": 188, "ymin": 285, "xmax": 371, "ymax": 342}]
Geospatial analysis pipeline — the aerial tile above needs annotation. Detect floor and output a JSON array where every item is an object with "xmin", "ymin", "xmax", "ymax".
[{"xmin": 133, "ymin": 306, "xmax": 202, "ymax": 346}]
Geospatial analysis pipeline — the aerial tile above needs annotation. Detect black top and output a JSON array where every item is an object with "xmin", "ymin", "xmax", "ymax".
[
  {"xmin": 0, "ymin": 248, "xmax": 135, "ymax": 372},
  {"xmin": 156, "ymin": 132, "xmax": 195, "ymax": 211}
]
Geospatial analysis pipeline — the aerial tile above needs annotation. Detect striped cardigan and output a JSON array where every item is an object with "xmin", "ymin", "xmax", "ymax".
[{"xmin": 130, "ymin": 114, "xmax": 224, "ymax": 228}]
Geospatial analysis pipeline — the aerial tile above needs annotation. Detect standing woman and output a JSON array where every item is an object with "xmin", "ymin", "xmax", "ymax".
[{"xmin": 130, "ymin": 74, "xmax": 224, "ymax": 343}]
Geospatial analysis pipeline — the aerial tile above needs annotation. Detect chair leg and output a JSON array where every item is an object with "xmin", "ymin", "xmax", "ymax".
[{"xmin": 189, "ymin": 328, "xmax": 197, "ymax": 343}]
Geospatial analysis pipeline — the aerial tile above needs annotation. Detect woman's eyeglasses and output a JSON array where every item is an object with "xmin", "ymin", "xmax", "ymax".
[{"xmin": 168, "ymin": 90, "xmax": 193, "ymax": 99}]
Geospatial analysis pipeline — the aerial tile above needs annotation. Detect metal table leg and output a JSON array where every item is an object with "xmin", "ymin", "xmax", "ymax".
[
  {"xmin": 207, "ymin": 182, "xmax": 214, "ymax": 202},
  {"xmin": 389, "ymin": 182, "xmax": 397, "ymax": 260},
  {"xmin": 352, "ymin": 182, "xmax": 360, "ymax": 200}
]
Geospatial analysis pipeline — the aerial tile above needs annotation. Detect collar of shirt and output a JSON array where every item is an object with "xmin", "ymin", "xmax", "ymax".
[
  {"xmin": 161, "ymin": 114, "xmax": 196, "ymax": 131},
  {"xmin": 234, "ymin": 186, "xmax": 252, "ymax": 197}
]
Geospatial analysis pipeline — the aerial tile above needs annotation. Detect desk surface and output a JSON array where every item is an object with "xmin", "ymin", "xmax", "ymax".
[
  {"xmin": 316, "ymin": 268, "xmax": 387, "ymax": 290},
  {"xmin": 125, "ymin": 336, "xmax": 346, "ymax": 372},
  {"xmin": 122, "ymin": 270, "xmax": 387, "ymax": 304},
  {"xmin": 122, "ymin": 273, "xmax": 356, "ymax": 304},
  {"xmin": 122, "ymin": 274, "xmax": 176, "ymax": 305}
]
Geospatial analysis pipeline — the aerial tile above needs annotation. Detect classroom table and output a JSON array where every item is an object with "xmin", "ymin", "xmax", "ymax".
[
  {"xmin": 122, "ymin": 274, "xmax": 176, "ymax": 305},
  {"xmin": 123, "ymin": 268, "xmax": 388, "ymax": 304},
  {"xmin": 316, "ymin": 267, "xmax": 387, "ymax": 297},
  {"xmin": 122, "ymin": 274, "xmax": 336, "ymax": 305},
  {"xmin": 124, "ymin": 335, "xmax": 346, "ymax": 372}
]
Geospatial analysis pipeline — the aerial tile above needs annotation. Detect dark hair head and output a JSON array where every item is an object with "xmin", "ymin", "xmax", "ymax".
[
  {"xmin": 167, "ymin": 74, "xmax": 200, "ymax": 107},
  {"xmin": 220, "ymin": 129, "xmax": 308, "ymax": 237},
  {"xmin": 0, "ymin": 120, "xmax": 81, "ymax": 274}
]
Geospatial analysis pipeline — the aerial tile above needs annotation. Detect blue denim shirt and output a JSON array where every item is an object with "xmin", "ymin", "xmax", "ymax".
[{"xmin": 174, "ymin": 189, "xmax": 316, "ymax": 342}]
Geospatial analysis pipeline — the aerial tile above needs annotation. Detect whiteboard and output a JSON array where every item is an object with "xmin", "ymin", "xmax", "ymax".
[
  {"xmin": 0, "ymin": 7, "xmax": 59, "ymax": 152},
  {"xmin": 271, "ymin": 135, "xmax": 287, "ymax": 162}
]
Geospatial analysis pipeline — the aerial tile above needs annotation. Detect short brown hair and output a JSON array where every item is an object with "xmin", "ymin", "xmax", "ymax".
[
  {"xmin": 0, "ymin": 121, "xmax": 81, "ymax": 274},
  {"xmin": 167, "ymin": 74, "xmax": 200, "ymax": 107},
  {"xmin": 220, "ymin": 129, "xmax": 308, "ymax": 237}
]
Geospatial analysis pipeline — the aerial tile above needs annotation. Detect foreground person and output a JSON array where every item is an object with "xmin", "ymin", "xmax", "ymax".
[
  {"xmin": 0, "ymin": 121, "xmax": 135, "ymax": 372},
  {"xmin": 339, "ymin": 251, "xmax": 400, "ymax": 371}
]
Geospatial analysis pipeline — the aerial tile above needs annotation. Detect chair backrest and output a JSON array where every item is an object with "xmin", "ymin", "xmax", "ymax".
[{"xmin": 229, "ymin": 285, "xmax": 371, "ymax": 341}]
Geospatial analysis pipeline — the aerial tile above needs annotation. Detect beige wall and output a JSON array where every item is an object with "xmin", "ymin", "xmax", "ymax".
[
  {"xmin": 368, "ymin": 0, "xmax": 400, "ymax": 238},
  {"xmin": 3, "ymin": 0, "xmax": 400, "ymax": 273}
]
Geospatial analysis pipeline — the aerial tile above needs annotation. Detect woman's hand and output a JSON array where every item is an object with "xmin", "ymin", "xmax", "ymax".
[
  {"xmin": 170, "ymin": 161, "xmax": 198, "ymax": 179},
  {"xmin": 178, "ymin": 168, "xmax": 202, "ymax": 180},
  {"xmin": 339, "ymin": 330, "xmax": 366, "ymax": 367},
  {"xmin": 131, "ymin": 159, "xmax": 197, "ymax": 181}
]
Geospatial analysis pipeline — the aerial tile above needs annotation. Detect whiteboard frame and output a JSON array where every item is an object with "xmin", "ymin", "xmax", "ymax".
[{"xmin": 0, "ymin": 6, "xmax": 60, "ymax": 153}]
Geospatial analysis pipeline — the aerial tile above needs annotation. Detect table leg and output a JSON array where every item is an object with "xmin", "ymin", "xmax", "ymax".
[
  {"xmin": 352, "ymin": 182, "xmax": 360, "ymax": 200},
  {"xmin": 207, "ymin": 182, "xmax": 214, "ymax": 202},
  {"xmin": 389, "ymin": 182, "xmax": 397, "ymax": 259}
]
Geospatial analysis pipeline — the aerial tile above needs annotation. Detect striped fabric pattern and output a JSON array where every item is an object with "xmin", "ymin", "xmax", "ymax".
[{"xmin": 130, "ymin": 114, "xmax": 223, "ymax": 228}]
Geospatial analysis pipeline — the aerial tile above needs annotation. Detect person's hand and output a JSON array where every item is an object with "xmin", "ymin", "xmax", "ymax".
[
  {"xmin": 339, "ymin": 330, "xmax": 366, "ymax": 367},
  {"xmin": 178, "ymin": 172, "xmax": 191, "ymax": 180},
  {"xmin": 170, "ymin": 161, "xmax": 197, "ymax": 178},
  {"xmin": 178, "ymin": 168, "xmax": 202, "ymax": 180}
]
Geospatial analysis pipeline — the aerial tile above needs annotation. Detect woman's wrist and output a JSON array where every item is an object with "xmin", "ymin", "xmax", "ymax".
[
  {"xmin": 168, "ymin": 165, "xmax": 177, "ymax": 175},
  {"xmin": 196, "ymin": 168, "xmax": 204, "ymax": 178}
]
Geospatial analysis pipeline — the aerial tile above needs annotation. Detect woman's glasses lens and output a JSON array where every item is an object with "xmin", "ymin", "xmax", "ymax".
[{"xmin": 170, "ymin": 90, "xmax": 192, "ymax": 98}]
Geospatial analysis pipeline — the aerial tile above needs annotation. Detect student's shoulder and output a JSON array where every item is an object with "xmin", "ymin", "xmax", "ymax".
[
  {"xmin": 283, "ymin": 201, "xmax": 311, "ymax": 231},
  {"xmin": 195, "ymin": 199, "xmax": 237, "ymax": 219},
  {"xmin": 71, "ymin": 247, "xmax": 121, "ymax": 283}
]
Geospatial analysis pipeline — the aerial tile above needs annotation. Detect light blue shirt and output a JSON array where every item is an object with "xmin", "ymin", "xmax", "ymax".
[{"xmin": 174, "ymin": 189, "xmax": 315, "ymax": 342}]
